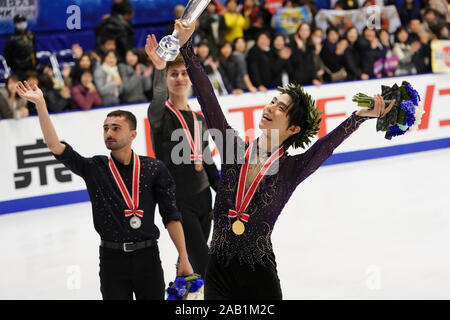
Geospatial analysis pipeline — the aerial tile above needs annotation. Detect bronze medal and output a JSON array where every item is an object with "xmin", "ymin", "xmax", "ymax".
[
  {"xmin": 232, "ymin": 220, "xmax": 245, "ymax": 235},
  {"xmin": 194, "ymin": 163, "xmax": 203, "ymax": 172}
]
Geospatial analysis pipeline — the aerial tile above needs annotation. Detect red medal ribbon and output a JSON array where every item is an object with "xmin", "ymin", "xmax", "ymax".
[
  {"xmin": 108, "ymin": 151, "xmax": 144, "ymax": 219},
  {"xmin": 228, "ymin": 141, "xmax": 284, "ymax": 223},
  {"xmin": 166, "ymin": 100, "xmax": 203, "ymax": 163}
]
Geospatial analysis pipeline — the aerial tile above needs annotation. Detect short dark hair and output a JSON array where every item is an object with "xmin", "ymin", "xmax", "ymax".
[
  {"xmin": 278, "ymin": 84, "xmax": 322, "ymax": 149},
  {"xmin": 165, "ymin": 54, "xmax": 186, "ymax": 72},
  {"xmin": 107, "ymin": 110, "xmax": 137, "ymax": 130}
]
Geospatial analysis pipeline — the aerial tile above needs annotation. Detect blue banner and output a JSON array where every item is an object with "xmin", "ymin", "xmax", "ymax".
[
  {"xmin": 273, "ymin": 6, "xmax": 311, "ymax": 36},
  {"xmin": 0, "ymin": 0, "xmax": 187, "ymax": 35}
]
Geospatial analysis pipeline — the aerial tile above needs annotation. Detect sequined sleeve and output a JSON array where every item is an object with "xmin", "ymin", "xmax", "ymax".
[
  {"xmin": 153, "ymin": 159, "xmax": 182, "ymax": 226},
  {"xmin": 180, "ymin": 40, "xmax": 245, "ymax": 164},
  {"xmin": 289, "ymin": 111, "xmax": 372, "ymax": 186},
  {"xmin": 52, "ymin": 142, "xmax": 91, "ymax": 178}
]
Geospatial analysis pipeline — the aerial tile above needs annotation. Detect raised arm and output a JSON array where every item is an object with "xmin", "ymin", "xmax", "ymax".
[
  {"xmin": 289, "ymin": 95, "xmax": 395, "ymax": 186},
  {"xmin": 145, "ymin": 34, "xmax": 168, "ymax": 129},
  {"xmin": 174, "ymin": 20, "xmax": 244, "ymax": 163},
  {"xmin": 16, "ymin": 81, "xmax": 66, "ymax": 155}
]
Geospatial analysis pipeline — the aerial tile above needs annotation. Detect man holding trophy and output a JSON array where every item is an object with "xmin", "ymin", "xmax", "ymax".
[{"xmin": 150, "ymin": 0, "xmax": 395, "ymax": 299}]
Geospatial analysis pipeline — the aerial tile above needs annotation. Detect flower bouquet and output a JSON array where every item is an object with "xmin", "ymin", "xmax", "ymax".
[
  {"xmin": 352, "ymin": 81, "xmax": 424, "ymax": 140},
  {"xmin": 166, "ymin": 273, "xmax": 204, "ymax": 300}
]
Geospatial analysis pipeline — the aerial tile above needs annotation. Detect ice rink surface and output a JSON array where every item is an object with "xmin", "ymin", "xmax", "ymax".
[{"xmin": 1, "ymin": 148, "xmax": 449, "ymax": 300}]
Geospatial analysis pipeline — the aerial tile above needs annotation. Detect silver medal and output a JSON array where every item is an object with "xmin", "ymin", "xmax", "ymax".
[{"xmin": 129, "ymin": 215, "xmax": 142, "ymax": 229}]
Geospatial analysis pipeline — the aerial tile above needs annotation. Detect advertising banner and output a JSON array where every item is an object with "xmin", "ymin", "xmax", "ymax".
[{"xmin": 1, "ymin": 73, "xmax": 449, "ymax": 214}]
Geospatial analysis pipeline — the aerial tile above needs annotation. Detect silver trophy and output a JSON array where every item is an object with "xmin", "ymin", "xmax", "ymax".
[{"xmin": 156, "ymin": 0, "xmax": 211, "ymax": 61}]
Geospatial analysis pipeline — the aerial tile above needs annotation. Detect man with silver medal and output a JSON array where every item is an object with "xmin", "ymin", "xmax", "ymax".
[{"xmin": 16, "ymin": 80, "xmax": 194, "ymax": 300}]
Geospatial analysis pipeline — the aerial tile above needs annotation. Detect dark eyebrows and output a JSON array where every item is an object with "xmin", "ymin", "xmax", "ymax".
[
  {"xmin": 103, "ymin": 123, "xmax": 122, "ymax": 129},
  {"xmin": 273, "ymin": 97, "xmax": 289, "ymax": 111}
]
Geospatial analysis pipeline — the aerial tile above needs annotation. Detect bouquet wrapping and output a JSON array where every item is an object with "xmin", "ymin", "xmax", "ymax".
[{"xmin": 352, "ymin": 81, "xmax": 424, "ymax": 140}]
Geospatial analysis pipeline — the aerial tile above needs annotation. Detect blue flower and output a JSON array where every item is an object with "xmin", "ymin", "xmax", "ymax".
[
  {"xmin": 403, "ymin": 112, "xmax": 416, "ymax": 127},
  {"xmin": 189, "ymin": 278, "xmax": 204, "ymax": 293},
  {"xmin": 401, "ymin": 100, "xmax": 415, "ymax": 114},
  {"xmin": 387, "ymin": 124, "xmax": 408, "ymax": 139},
  {"xmin": 174, "ymin": 277, "xmax": 187, "ymax": 289},
  {"xmin": 405, "ymin": 83, "xmax": 421, "ymax": 105},
  {"xmin": 167, "ymin": 287, "xmax": 177, "ymax": 295},
  {"xmin": 177, "ymin": 288, "xmax": 187, "ymax": 298}
]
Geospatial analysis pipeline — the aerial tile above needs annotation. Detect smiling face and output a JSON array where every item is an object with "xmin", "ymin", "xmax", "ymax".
[
  {"xmin": 103, "ymin": 116, "xmax": 136, "ymax": 151},
  {"xmin": 166, "ymin": 63, "xmax": 192, "ymax": 97},
  {"xmin": 104, "ymin": 51, "xmax": 118, "ymax": 67},
  {"xmin": 259, "ymin": 93, "xmax": 300, "ymax": 145}
]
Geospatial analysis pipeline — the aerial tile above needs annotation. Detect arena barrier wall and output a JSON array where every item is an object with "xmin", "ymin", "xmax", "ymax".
[{"xmin": 1, "ymin": 73, "xmax": 449, "ymax": 214}]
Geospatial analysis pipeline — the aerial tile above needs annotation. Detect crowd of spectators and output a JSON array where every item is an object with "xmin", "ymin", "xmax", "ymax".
[{"xmin": 1, "ymin": 0, "xmax": 449, "ymax": 119}]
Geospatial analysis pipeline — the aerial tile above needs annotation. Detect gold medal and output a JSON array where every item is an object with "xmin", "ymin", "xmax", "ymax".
[{"xmin": 232, "ymin": 220, "xmax": 245, "ymax": 235}]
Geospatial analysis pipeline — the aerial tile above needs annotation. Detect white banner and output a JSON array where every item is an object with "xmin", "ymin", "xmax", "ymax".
[
  {"xmin": 1, "ymin": 73, "xmax": 450, "ymax": 210},
  {"xmin": 431, "ymin": 40, "xmax": 450, "ymax": 74},
  {"xmin": 315, "ymin": 5, "xmax": 401, "ymax": 34}
]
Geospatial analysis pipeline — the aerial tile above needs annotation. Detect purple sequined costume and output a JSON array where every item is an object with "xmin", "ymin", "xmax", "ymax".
[{"xmin": 181, "ymin": 41, "xmax": 371, "ymax": 270}]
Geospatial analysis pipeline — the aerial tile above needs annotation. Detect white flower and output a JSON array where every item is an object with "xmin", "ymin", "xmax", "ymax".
[
  {"xmin": 410, "ymin": 103, "xmax": 425, "ymax": 131},
  {"xmin": 185, "ymin": 285, "xmax": 204, "ymax": 300}
]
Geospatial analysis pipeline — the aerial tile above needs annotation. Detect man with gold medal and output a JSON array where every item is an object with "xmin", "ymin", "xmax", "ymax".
[{"xmin": 157, "ymin": 19, "xmax": 395, "ymax": 300}]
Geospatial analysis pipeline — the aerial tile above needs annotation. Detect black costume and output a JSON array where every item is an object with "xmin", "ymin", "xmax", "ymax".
[
  {"xmin": 147, "ymin": 69, "xmax": 219, "ymax": 277},
  {"xmin": 54, "ymin": 143, "xmax": 182, "ymax": 300}
]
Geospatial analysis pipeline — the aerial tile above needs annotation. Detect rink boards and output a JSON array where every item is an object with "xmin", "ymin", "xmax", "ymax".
[{"xmin": 1, "ymin": 73, "xmax": 450, "ymax": 214}]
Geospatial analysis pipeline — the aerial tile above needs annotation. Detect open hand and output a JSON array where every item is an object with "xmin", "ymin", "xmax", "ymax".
[
  {"xmin": 356, "ymin": 94, "xmax": 396, "ymax": 118},
  {"xmin": 145, "ymin": 34, "xmax": 167, "ymax": 70},
  {"xmin": 16, "ymin": 81, "xmax": 44, "ymax": 104}
]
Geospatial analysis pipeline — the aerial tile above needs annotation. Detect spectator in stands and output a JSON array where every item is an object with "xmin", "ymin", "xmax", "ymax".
[
  {"xmin": 167, "ymin": 4, "xmax": 185, "ymax": 35},
  {"xmin": 70, "ymin": 53, "xmax": 95, "ymax": 86},
  {"xmin": 3, "ymin": 15, "xmax": 37, "ymax": 80},
  {"xmin": 0, "ymin": 75, "xmax": 29, "ymax": 119},
  {"xmin": 320, "ymin": 26, "xmax": 348, "ymax": 82},
  {"xmin": 232, "ymin": 37, "xmax": 257, "ymax": 92},
  {"xmin": 94, "ymin": 50, "xmax": 123, "ymax": 106},
  {"xmin": 431, "ymin": 22, "xmax": 450, "ymax": 39},
  {"xmin": 217, "ymin": 42, "xmax": 247, "ymax": 94},
  {"xmin": 427, "ymin": 0, "xmax": 450, "ymax": 23},
  {"xmin": 271, "ymin": 34, "xmax": 292, "ymax": 87},
  {"xmin": 196, "ymin": 41, "xmax": 228, "ymax": 95},
  {"xmin": 412, "ymin": 29, "xmax": 432, "ymax": 73},
  {"xmin": 289, "ymin": 24, "xmax": 320, "ymax": 86},
  {"xmin": 221, "ymin": 0, "xmax": 251, "ymax": 42},
  {"xmin": 242, "ymin": 0, "xmax": 266, "ymax": 41},
  {"xmin": 246, "ymin": 31, "xmax": 279, "ymax": 91},
  {"xmin": 38, "ymin": 73, "xmax": 71, "ymax": 113},
  {"xmin": 377, "ymin": 28, "xmax": 397, "ymax": 77},
  {"xmin": 39, "ymin": 64, "xmax": 71, "ymax": 90},
  {"xmin": 199, "ymin": 0, "xmax": 222, "ymax": 56},
  {"xmin": 392, "ymin": 26, "xmax": 418, "ymax": 75},
  {"xmin": 397, "ymin": 0, "xmax": 422, "ymax": 26},
  {"xmin": 343, "ymin": 27, "xmax": 368, "ymax": 81},
  {"xmin": 119, "ymin": 49, "xmax": 152, "ymax": 103},
  {"xmin": 70, "ymin": 70, "xmax": 102, "ymax": 110},
  {"xmin": 359, "ymin": 27, "xmax": 386, "ymax": 79},
  {"xmin": 95, "ymin": 2, "xmax": 135, "ymax": 61},
  {"xmin": 408, "ymin": 18, "xmax": 423, "ymax": 43},
  {"xmin": 310, "ymin": 28, "xmax": 326, "ymax": 84},
  {"xmin": 95, "ymin": 36, "xmax": 118, "ymax": 62},
  {"xmin": 422, "ymin": 8, "xmax": 442, "ymax": 37}
]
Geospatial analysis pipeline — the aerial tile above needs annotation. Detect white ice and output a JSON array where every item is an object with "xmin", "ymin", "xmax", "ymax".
[{"xmin": 1, "ymin": 148, "xmax": 449, "ymax": 299}]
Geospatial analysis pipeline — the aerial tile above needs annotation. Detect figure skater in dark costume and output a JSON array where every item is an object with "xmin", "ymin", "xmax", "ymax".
[
  {"xmin": 145, "ymin": 39, "xmax": 219, "ymax": 277},
  {"xmin": 151, "ymin": 20, "xmax": 395, "ymax": 300}
]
